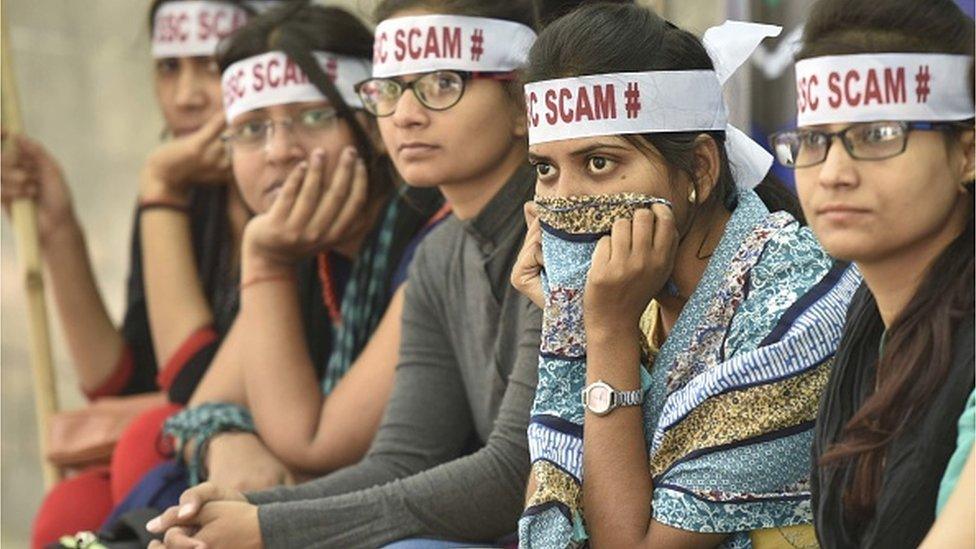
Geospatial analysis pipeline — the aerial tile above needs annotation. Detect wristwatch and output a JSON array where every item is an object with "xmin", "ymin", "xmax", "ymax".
[{"xmin": 581, "ymin": 380, "xmax": 642, "ymax": 416}]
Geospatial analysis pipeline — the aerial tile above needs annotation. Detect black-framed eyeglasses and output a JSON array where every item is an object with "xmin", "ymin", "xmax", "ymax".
[
  {"xmin": 354, "ymin": 70, "xmax": 516, "ymax": 117},
  {"xmin": 769, "ymin": 121, "xmax": 963, "ymax": 169}
]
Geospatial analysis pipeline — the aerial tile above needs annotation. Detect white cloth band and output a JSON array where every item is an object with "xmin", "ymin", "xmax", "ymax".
[
  {"xmin": 152, "ymin": 1, "xmax": 250, "ymax": 58},
  {"xmin": 795, "ymin": 53, "xmax": 974, "ymax": 126},
  {"xmin": 525, "ymin": 21, "xmax": 781, "ymax": 190},
  {"xmin": 221, "ymin": 51, "xmax": 370, "ymax": 123},
  {"xmin": 372, "ymin": 14, "xmax": 536, "ymax": 77}
]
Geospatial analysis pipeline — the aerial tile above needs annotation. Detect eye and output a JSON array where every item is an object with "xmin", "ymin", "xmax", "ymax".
[
  {"xmin": 859, "ymin": 123, "xmax": 903, "ymax": 143},
  {"xmin": 586, "ymin": 156, "xmax": 615, "ymax": 175},
  {"xmin": 801, "ymin": 132, "xmax": 828, "ymax": 148},
  {"xmin": 300, "ymin": 108, "xmax": 337, "ymax": 128},
  {"xmin": 533, "ymin": 161, "xmax": 557, "ymax": 181},
  {"xmin": 235, "ymin": 120, "xmax": 268, "ymax": 141},
  {"xmin": 155, "ymin": 58, "xmax": 179, "ymax": 76}
]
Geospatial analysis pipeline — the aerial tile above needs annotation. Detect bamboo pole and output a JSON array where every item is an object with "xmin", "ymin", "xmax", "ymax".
[{"xmin": 2, "ymin": 5, "xmax": 61, "ymax": 488}]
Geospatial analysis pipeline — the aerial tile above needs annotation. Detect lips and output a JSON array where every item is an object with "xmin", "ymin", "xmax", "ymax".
[
  {"xmin": 263, "ymin": 179, "xmax": 285, "ymax": 197},
  {"xmin": 397, "ymin": 142, "xmax": 439, "ymax": 158},
  {"xmin": 816, "ymin": 203, "xmax": 871, "ymax": 215}
]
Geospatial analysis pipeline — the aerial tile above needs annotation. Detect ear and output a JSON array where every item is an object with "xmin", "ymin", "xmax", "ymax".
[
  {"xmin": 692, "ymin": 134, "xmax": 721, "ymax": 202},
  {"xmin": 511, "ymin": 100, "xmax": 528, "ymax": 140},
  {"xmin": 956, "ymin": 128, "xmax": 975, "ymax": 187},
  {"xmin": 355, "ymin": 111, "xmax": 387, "ymax": 155}
]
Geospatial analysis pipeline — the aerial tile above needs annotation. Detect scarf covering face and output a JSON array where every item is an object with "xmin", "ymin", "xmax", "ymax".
[
  {"xmin": 520, "ymin": 189, "xmax": 863, "ymax": 549},
  {"xmin": 519, "ymin": 193, "xmax": 671, "ymax": 547}
]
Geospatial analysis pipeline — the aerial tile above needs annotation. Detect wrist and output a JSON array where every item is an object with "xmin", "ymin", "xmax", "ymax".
[
  {"xmin": 586, "ymin": 316, "xmax": 639, "ymax": 344},
  {"xmin": 140, "ymin": 165, "xmax": 190, "ymax": 204},
  {"xmin": 242, "ymin": 247, "xmax": 295, "ymax": 282},
  {"xmin": 40, "ymin": 215, "xmax": 83, "ymax": 253}
]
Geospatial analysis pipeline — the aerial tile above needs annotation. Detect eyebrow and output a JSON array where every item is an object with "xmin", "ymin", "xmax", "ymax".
[
  {"xmin": 528, "ymin": 141, "xmax": 631, "ymax": 164},
  {"xmin": 568, "ymin": 142, "xmax": 630, "ymax": 157}
]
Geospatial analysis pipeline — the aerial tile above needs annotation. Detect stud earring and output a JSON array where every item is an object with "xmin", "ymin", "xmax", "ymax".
[{"xmin": 688, "ymin": 187, "xmax": 697, "ymax": 204}]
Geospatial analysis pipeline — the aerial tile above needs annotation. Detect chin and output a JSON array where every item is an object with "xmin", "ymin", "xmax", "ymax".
[
  {"xmin": 816, "ymin": 234, "xmax": 877, "ymax": 263},
  {"xmin": 396, "ymin": 165, "xmax": 448, "ymax": 189}
]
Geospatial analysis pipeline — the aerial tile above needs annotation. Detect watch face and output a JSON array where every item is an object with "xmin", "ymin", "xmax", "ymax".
[{"xmin": 587, "ymin": 384, "xmax": 612, "ymax": 414}]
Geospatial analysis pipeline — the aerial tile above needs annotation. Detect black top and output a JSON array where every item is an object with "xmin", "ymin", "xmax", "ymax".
[
  {"xmin": 811, "ymin": 283, "xmax": 975, "ymax": 549},
  {"xmin": 119, "ymin": 185, "xmax": 239, "ymax": 403}
]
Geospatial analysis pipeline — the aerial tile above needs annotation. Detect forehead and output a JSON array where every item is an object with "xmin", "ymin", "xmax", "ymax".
[
  {"xmin": 231, "ymin": 100, "xmax": 331, "ymax": 121},
  {"xmin": 529, "ymin": 134, "xmax": 636, "ymax": 157}
]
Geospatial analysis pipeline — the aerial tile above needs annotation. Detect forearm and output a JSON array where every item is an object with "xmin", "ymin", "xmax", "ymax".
[
  {"xmin": 237, "ymin": 255, "xmax": 333, "ymax": 472},
  {"xmin": 188, "ymin": 320, "xmax": 247, "ymax": 407},
  {"xmin": 139, "ymin": 174, "xmax": 214, "ymax": 366},
  {"xmin": 583, "ymin": 328, "xmax": 654, "ymax": 548},
  {"xmin": 255, "ymin": 433, "xmax": 529, "ymax": 548},
  {"xmin": 41, "ymin": 219, "xmax": 125, "ymax": 392}
]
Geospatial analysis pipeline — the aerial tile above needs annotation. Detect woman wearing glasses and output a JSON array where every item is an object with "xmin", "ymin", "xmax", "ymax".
[
  {"xmin": 770, "ymin": 0, "xmax": 974, "ymax": 546},
  {"xmin": 104, "ymin": 0, "xmax": 447, "ymax": 522},
  {"xmin": 148, "ymin": 1, "xmax": 542, "ymax": 547}
]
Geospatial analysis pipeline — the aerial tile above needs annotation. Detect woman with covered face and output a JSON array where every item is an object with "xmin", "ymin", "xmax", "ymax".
[
  {"xmin": 770, "ymin": 0, "xmax": 975, "ymax": 546},
  {"xmin": 513, "ymin": 3, "xmax": 860, "ymax": 548},
  {"xmin": 148, "ymin": 1, "xmax": 544, "ymax": 547}
]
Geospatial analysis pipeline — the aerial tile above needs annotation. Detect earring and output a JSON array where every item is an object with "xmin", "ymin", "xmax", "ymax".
[{"xmin": 688, "ymin": 187, "xmax": 697, "ymax": 204}]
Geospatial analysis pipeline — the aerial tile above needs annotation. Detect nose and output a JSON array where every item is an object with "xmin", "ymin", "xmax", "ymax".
[
  {"xmin": 540, "ymin": 170, "xmax": 591, "ymax": 198},
  {"xmin": 265, "ymin": 123, "xmax": 307, "ymax": 166},
  {"xmin": 816, "ymin": 136, "xmax": 859, "ymax": 190},
  {"xmin": 174, "ymin": 62, "xmax": 207, "ymax": 110},
  {"xmin": 391, "ymin": 87, "xmax": 429, "ymax": 129}
]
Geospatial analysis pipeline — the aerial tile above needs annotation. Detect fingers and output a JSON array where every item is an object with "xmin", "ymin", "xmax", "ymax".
[
  {"xmin": 511, "ymin": 214, "xmax": 546, "ymax": 308},
  {"xmin": 147, "ymin": 505, "xmax": 185, "ymax": 533},
  {"xmin": 609, "ymin": 217, "xmax": 632, "ymax": 263},
  {"xmin": 631, "ymin": 208, "xmax": 655, "ymax": 259},
  {"xmin": 324, "ymin": 154, "xmax": 367, "ymax": 244},
  {"xmin": 651, "ymin": 203, "xmax": 677, "ymax": 254},
  {"xmin": 268, "ymin": 161, "xmax": 307, "ymax": 220},
  {"xmin": 308, "ymin": 146, "xmax": 356, "ymax": 242},
  {"xmin": 288, "ymin": 148, "xmax": 327, "ymax": 226},
  {"xmin": 1, "ymin": 168, "xmax": 38, "ymax": 202},
  {"xmin": 178, "ymin": 482, "xmax": 227, "ymax": 512},
  {"xmin": 163, "ymin": 526, "xmax": 206, "ymax": 549},
  {"xmin": 524, "ymin": 201, "xmax": 538, "ymax": 226},
  {"xmin": 194, "ymin": 111, "xmax": 228, "ymax": 146},
  {"xmin": 592, "ymin": 235, "xmax": 610, "ymax": 267}
]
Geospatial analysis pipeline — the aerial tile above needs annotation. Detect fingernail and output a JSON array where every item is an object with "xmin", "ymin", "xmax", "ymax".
[
  {"xmin": 146, "ymin": 518, "xmax": 161, "ymax": 532},
  {"xmin": 178, "ymin": 503, "xmax": 195, "ymax": 518}
]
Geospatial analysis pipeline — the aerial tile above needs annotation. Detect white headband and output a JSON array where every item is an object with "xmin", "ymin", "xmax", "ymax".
[
  {"xmin": 525, "ymin": 21, "xmax": 781, "ymax": 190},
  {"xmin": 221, "ymin": 51, "xmax": 371, "ymax": 123},
  {"xmin": 795, "ymin": 53, "xmax": 974, "ymax": 126},
  {"xmin": 152, "ymin": 1, "xmax": 250, "ymax": 58},
  {"xmin": 372, "ymin": 14, "xmax": 536, "ymax": 77}
]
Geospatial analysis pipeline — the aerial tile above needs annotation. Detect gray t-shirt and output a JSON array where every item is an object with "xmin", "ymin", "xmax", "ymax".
[{"xmin": 247, "ymin": 166, "xmax": 541, "ymax": 548}]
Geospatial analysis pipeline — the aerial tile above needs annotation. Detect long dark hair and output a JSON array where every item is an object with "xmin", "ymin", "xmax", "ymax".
[
  {"xmin": 799, "ymin": 0, "xmax": 975, "ymax": 521},
  {"xmin": 217, "ymin": 2, "xmax": 392, "ymax": 204},
  {"xmin": 525, "ymin": 2, "xmax": 803, "ymax": 221}
]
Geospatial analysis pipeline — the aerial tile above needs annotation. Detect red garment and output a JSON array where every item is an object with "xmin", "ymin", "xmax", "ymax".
[
  {"xmin": 82, "ymin": 347, "xmax": 135, "ymax": 401},
  {"xmin": 32, "ymin": 403, "xmax": 181, "ymax": 549},
  {"xmin": 31, "ymin": 468, "xmax": 112, "ymax": 549}
]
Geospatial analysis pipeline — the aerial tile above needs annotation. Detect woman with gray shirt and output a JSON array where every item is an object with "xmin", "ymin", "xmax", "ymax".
[{"xmin": 147, "ymin": 1, "xmax": 541, "ymax": 548}]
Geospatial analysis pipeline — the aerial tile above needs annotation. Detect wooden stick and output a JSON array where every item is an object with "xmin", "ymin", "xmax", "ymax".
[{"xmin": 2, "ymin": 6, "xmax": 61, "ymax": 488}]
